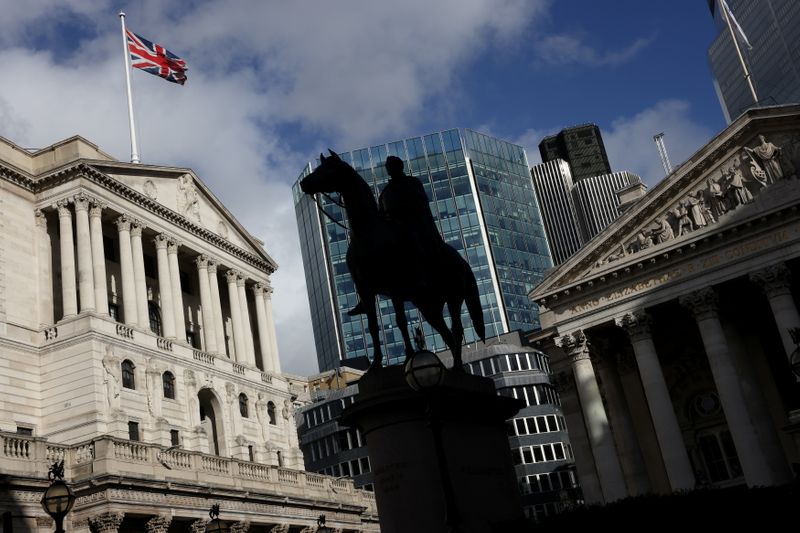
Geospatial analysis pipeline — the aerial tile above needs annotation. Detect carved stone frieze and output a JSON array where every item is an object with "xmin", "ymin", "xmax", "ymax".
[{"xmin": 36, "ymin": 516, "xmax": 54, "ymax": 527}]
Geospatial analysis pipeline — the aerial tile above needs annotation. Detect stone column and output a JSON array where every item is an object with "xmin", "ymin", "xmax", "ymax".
[
  {"xmin": 555, "ymin": 330, "xmax": 627, "ymax": 502},
  {"xmin": 115, "ymin": 216, "xmax": 138, "ymax": 326},
  {"xmin": 73, "ymin": 194, "xmax": 96, "ymax": 312},
  {"xmin": 750, "ymin": 263, "xmax": 800, "ymax": 362},
  {"xmin": 167, "ymin": 239, "xmax": 186, "ymax": 338},
  {"xmin": 253, "ymin": 283, "xmax": 273, "ymax": 372},
  {"xmin": 56, "ymin": 199, "xmax": 78, "ymax": 317},
  {"xmin": 237, "ymin": 275, "xmax": 256, "ymax": 366},
  {"xmin": 680, "ymin": 287, "xmax": 774, "ymax": 486},
  {"xmin": 130, "ymin": 220, "xmax": 150, "ymax": 329},
  {"xmin": 195, "ymin": 255, "xmax": 218, "ymax": 353},
  {"xmin": 227, "ymin": 270, "xmax": 247, "ymax": 362},
  {"xmin": 262, "ymin": 285, "xmax": 282, "ymax": 373},
  {"xmin": 154, "ymin": 234, "xmax": 176, "ymax": 339},
  {"xmin": 89, "ymin": 200, "xmax": 109, "ymax": 314},
  {"xmin": 591, "ymin": 341, "xmax": 650, "ymax": 496},
  {"xmin": 35, "ymin": 210, "xmax": 54, "ymax": 326},
  {"xmin": 145, "ymin": 516, "xmax": 172, "ymax": 533},
  {"xmin": 208, "ymin": 260, "xmax": 226, "ymax": 355},
  {"xmin": 88, "ymin": 512, "xmax": 124, "ymax": 532},
  {"xmin": 615, "ymin": 311, "xmax": 695, "ymax": 491}
]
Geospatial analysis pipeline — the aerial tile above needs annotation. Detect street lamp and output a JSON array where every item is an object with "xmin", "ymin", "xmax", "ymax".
[
  {"xmin": 404, "ymin": 348, "xmax": 445, "ymax": 391},
  {"xmin": 206, "ymin": 504, "xmax": 229, "ymax": 533},
  {"xmin": 40, "ymin": 460, "xmax": 75, "ymax": 533}
]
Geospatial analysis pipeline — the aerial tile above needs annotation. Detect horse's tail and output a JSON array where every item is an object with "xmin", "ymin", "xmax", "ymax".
[{"xmin": 464, "ymin": 260, "xmax": 485, "ymax": 342}]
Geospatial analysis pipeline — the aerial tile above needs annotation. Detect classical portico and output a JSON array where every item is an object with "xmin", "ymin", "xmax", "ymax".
[{"xmin": 530, "ymin": 105, "xmax": 800, "ymax": 503}]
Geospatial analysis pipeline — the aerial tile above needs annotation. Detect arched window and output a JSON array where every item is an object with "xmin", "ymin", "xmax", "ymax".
[
  {"xmin": 148, "ymin": 301, "xmax": 162, "ymax": 336},
  {"xmin": 267, "ymin": 401, "xmax": 276, "ymax": 425},
  {"xmin": 121, "ymin": 360, "xmax": 136, "ymax": 389},
  {"xmin": 239, "ymin": 393, "xmax": 249, "ymax": 418},
  {"xmin": 162, "ymin": 371, "xmax": 175, "ymax": 399}
]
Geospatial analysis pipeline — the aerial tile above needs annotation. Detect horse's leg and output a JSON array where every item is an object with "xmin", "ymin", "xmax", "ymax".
[
  {"xmin": 363, "ymin": 293, "xmax": 383, "ymax": 370},
  {"xmin": 392, "ymin": 297, "xmax": 414, "ymax": 356},
  {"xmin": 446, "ymin": 297, "xmax": 465, "ymax": 372},
  {"xmin": 418, "ymin": 302, "xmax": 456, "ymax": 364}
]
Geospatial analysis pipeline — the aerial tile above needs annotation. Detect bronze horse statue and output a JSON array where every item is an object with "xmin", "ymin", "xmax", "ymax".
[{"xmin": 300, "ymin": 150, "xmax": 485, "ymax": 370}]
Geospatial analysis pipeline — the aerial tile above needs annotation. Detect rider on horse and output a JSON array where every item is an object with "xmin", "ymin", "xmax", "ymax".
[{"xmin": 348, "ymin": 155, "xmax": 442, "ymax": 316}]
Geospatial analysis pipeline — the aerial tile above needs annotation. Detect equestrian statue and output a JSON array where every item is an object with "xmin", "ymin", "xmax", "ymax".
[{"xmin": 300, "ymin": 151, "xmax": 485, "ymax": 370}]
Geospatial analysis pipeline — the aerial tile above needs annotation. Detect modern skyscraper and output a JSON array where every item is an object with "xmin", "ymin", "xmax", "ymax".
[
  {"xmin": 707, "ymin": 0, "xmax": 800, "ymax": 123},
  {"xmin": 531, "ymin": 159, "xmax": 643, "ymax": 265},
  {"xmin": 538, "ymin": 124, "xmax": 612, "ymax": 182},
  {"xmin": 293, "ymin": 129, "xmax": 553, "ymax": 371}
]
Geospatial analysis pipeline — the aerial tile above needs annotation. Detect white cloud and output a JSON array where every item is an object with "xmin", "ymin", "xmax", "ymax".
[
  {"xmin": 603, "ymin": 99, "xmax": 715, "ymax": 186},
  {"xmin": 0, "ymin": 0, "xmax": 549, "ymax": 375},
  {"xmin": 534, "ymin": 33, "xmax": 653, "ymax": 67}
]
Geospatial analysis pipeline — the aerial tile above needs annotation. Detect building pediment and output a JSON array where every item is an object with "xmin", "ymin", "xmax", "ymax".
[{"xmin": 530, "ymin": 105, "xmax": 800, "ymax": 303}]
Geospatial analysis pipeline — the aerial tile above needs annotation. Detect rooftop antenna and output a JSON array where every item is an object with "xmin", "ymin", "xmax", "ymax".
[{"xmin": 653, "ymin": 132, "xmax": 673, "ymax": 175}]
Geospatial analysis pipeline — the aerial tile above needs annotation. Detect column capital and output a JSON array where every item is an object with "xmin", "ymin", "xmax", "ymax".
[
  {"xmin": 35, "ymin": 209, "xmax": 47, "ymax": 228},
  {"xmin": 146, "ymin": 515, "xmax": 172, "ymax": 533},
  {"xmin": 226, "ymin": 269, "xmax": 240, "ymax": 283},
  {"xmin": 236, "ymin": 275, "xmax": 246, "ymax": 288},
  {"xmin": 679, "ymin": 287, "xmax": 719, "ymax": 320},
  {"xmin": 207, "ymin": 259, "xmax": 219, "ymax": 274},
  {"xmin": 252, "ymin": 282, "xmax": 266, "ymax": 295},
  {"xmin": 167, "ymin": 238, "xmax": 182, "ymax": 254},
  {"xmin": 89, "ymin": 512, "xmax": 125, "ymax": 532},
  {"xmin": 190, "ymin": 519, "xmax": 208, "ymax": 533},
  {"xmin": 115, "ymin": 214, "xmax": 133, "ymax": 232},
  {"xmin": 73, "ymin": 192, "xmax": 92, "ymax": 211},
  {"xmin": 195, "ymin": 254, "xmax": 210, "ymax": 269},
  {"xmin": 230, "ymin": 520, "xmax": 251, "ymax": 533},
  {"xmin": 750, "ymin": 262, "xmax": 793, "ymax": 298},
  {"xmin": 154, "ymin": 233, "xmax": 171, "ymax": 249},
  {"xmin": 130, "ymin": 219, "xmax": 145, "ymax": 237},
  {"xmin": 615, "ymin": 311, "xmax": 653, "ymax": 341},
  {"xmin": 555, "ymin": 329, "xmax": 590, "ymax": 363},
  {"xmin": 55, "ymin": 198, "xmax": 72, "ymax": 217},
  {"xmin": 89, "ymin": 199, "xmax": 107, "ymax": 217}
]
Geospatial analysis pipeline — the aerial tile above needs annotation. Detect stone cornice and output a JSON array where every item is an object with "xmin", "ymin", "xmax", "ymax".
[
  {"xmin": 4, "ymin": 161, "xmax": 276, "ymax": 274},
  {"xmin": 531, "ymin": 105, "xmax": 800, "ymax": 301}
]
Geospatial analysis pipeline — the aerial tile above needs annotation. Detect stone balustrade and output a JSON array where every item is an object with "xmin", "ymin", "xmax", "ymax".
[{"xmin": 0, "ymin": 432, "xmax": 376, "ymax": 513}]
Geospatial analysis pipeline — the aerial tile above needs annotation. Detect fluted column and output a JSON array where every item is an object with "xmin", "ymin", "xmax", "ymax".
[
  {"xmin": 556, "ymin": 330, "xmax": 627, "ymax": 502},
  {"xmin": 56, "ymin": 199, "xmax": 78, "ymax": 317},
  {"xmin": 89, "ymin": 200, "xmax": 109, "ymax": 314},
  {"xmin": 262, "ymin": 285, "xmax": 281, "ymax": 373},
  {"xmin": 226, "ymin": 269, "xmax": 246, "ymax": 362},
  {"xmin": 750, "ymin": 263, "xmax": 800, "ymax": 362},
  {"xmin": 237, "ymin": 275, "xmax": 256, "ymax": 366},
  {"xmin": 73, "ymin": 194, "xmax": 96, "ymax": 312},
  {"xmin": 154, "ymin": 234, "xmax": 176, "ymax": 339},
  {"xmin": 130, "ymin": 221, "xmax": 150, "ymax": 329},
  {"xmin": 115, "ymin": 215, "xmax": 138, "ymax": 326},
  {"xmin": 253, "ymin": 283, "xmax": 272, "ymax": 372},
  {"xmin": 615, "ymin": 311, "xmax": 695, "ymax": 491},
  {"xmin": 195, "ymin": 255, "xmax": 218, "ymax": 353},
  {"xmin": 35, "ymin": 210, "xmax": 54, "ymax": 326},
  {"xmin": 208, "ymin": 260, "xmax": 226, "ymax": 355},
  {"xmin": 680, "ymin": 287, "xmax": 774, "ymax": 486},
  {"xmin": 167, "ymin": 239, "xmax": 186, "ymax": 338}
]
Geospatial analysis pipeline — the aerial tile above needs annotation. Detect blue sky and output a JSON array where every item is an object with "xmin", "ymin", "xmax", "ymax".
[{"xmin": 0, "ymin": 1, "xmax": 729, "ymax": 375}]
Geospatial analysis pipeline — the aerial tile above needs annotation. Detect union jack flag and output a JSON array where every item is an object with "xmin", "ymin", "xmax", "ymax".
[{"xmin": 126, "ymin": 30, "xmax": 188, "ymax": 85}]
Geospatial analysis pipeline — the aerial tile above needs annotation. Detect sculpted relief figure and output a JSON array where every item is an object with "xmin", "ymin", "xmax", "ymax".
[
  {"xmin": 744, "ymin": 135, "xmax": 784, "ymax": 184},
  {"xmin": 653, "ymin": 216, "xmax": 674, "ymax": 244},
  {"xmin": 707, "ymin": 176, "xmax": 728, "ymax": 218},
  {"xmin": 672, "ymin": 204, "xmax": 693, "ymax": 237},
  {"xmin": 727, "ymin": 163, "xmax": 754, "ymax": 206},
  {"xmin": 686, "ymin": 192, "xmax": 707, "ymax": 229},
  {"xmin": 178, "ymin": 175, "xmax": 201, "ymax": 223}
]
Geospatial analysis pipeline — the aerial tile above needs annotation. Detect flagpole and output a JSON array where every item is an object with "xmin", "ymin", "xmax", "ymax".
[
  {"xmin": 719, "ymin": 0, "xmax": 758, "ymax": 105},
  {"xmin": 119, "ymin": 12, "xmax": 141, "ymax": 164}
]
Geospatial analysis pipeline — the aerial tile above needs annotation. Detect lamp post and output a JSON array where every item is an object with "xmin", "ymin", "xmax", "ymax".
[
  {"xmin": 206, "ymin": 504, "xmax": 229, "ymax": 533},
  {"xmin": 40, "ymin": 460, "xmax": 75, "ymax": 533},
  {"xmin": 404, "ymin": 345, "xmax": 462, "ymax": 533}
]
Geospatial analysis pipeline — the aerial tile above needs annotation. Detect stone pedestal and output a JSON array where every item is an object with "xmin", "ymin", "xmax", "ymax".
[{"xmin": 341, "ymin": 365, "xmax": 525, "ymax": 533}]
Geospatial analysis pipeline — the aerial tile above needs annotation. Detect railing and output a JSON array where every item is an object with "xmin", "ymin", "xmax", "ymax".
[
  {"xmin": 157, "ymin": 337, "xmax": 174, "ymax": 352},
  {"xmin": 261, "ymin": 372, "xmax": 272, "ymax": 384},
  {"xmin": 2, "ymin": 435, "xmax": 32, "ymax": 459},
  {"xmin": 233, "ymin": 363, "xmax": 246, "ymax": 375},
  {"xmin": 116, "ymin": 324, "xmax": 134, "ymax": 339},
  {"xmin": 193, "ymin": 350, "xmax": 215, "ymax": 365},
  {"xmin": 160, "ymin": 448, "xmax": 192, "ymax": 470},
  {"xmin": 237, "ymin": 461, "xmax": 272, "ymax": 481},
  {"xmin": 201, "ymin": 455, "xmax": 230, "ymax": 474},
  {"xmin": 278, "ymin": 468, "xmax": 300, "ymax": 485},
  {"xmin": 112, "ymin": 440, "xmax": 149, "ymax": 462},
  {"xmin": 306, "ymin": 473, "xmax": 325, "ymax": 488}
]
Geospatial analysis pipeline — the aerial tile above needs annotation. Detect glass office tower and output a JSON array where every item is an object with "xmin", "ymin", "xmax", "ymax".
[
  {"xmin": 707, "ymin": 0, "xmax": 800, "ymax": 123},
  {"xmin": 538, "ymin": 124, "xmax": 612, "ymax": 182},
  {"xmin": 293, "ymin": 129, "xmax": 553, "ymax": 371}
]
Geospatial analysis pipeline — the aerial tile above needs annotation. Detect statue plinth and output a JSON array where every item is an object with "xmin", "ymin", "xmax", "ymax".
[{"xmin": 341, "ymin": 365, "xmax": 526, "ymax": 533}]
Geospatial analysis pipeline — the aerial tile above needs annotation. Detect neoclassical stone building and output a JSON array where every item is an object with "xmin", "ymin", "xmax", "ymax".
[
  {"xmin": 0, "ymin": 135, "xmax": 378, "ymax": 531},
  {"xmin": 529, "ymin": 105, "xmax": 800, "ymax": 504}
]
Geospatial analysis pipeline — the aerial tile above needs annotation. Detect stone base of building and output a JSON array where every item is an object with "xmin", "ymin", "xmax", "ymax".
[{"xmin": 341, "ymin": 365, "xmax": 526, "ymax": 533}]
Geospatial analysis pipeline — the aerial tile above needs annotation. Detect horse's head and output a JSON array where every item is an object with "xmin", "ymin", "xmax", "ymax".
[{"xmin": 300, "ymin": 149, "xmax": 351, "ymax": 196}]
